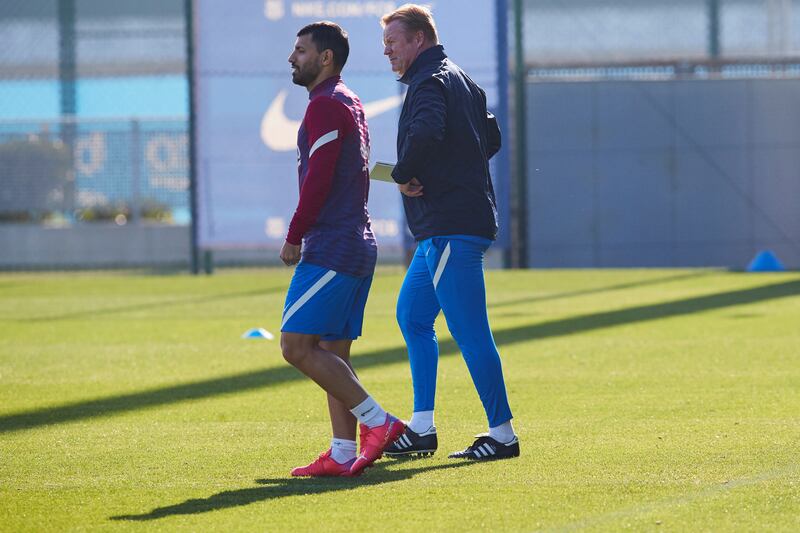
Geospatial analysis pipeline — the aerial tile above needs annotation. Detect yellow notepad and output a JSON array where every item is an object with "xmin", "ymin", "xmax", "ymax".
[{"xmin": 369, "ymin": 162, "xmax": 396, "ymax": 183}]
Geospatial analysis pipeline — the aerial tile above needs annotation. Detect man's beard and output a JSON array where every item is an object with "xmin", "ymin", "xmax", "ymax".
[{"xmin": 291, "ymin": 62, "xmax": 321, "ymax": 87}]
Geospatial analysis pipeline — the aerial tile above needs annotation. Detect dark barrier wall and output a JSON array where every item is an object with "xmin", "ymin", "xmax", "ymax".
[{"xmin": 526, "ymin": 78, "xmax": 800, "ymax": 269}]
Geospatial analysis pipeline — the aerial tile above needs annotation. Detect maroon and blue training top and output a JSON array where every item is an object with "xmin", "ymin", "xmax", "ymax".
[{"xmin": 286, "ymin": 75, "xmax": 377, "ymax": 279}]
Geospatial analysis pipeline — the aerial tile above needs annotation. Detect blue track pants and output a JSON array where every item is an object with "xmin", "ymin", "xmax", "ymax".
[{"xmin": 396, "ymin": 235, "xmax": 513, "ymax": 427}]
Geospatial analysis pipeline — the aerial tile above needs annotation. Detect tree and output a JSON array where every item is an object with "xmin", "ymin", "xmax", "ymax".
[{"xmin": 0, "ymin": 136, "xmax": 71, "ymax": 222}]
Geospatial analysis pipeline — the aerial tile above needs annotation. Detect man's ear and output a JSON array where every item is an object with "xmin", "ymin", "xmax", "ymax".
[{"xmin": 321, "ymin": 49, "xmax": 334, "ymax": 67}]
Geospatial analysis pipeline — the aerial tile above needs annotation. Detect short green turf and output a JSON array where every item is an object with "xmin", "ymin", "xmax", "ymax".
[{"xmin": 1, "ymin": 268, "xmax": 799, "ymax": 532}]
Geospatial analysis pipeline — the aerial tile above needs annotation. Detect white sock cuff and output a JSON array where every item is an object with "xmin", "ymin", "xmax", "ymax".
[
  {"xmin": 488, "ymin": 420, "xmax": 516, "ymax": 444},
  {"xmin": 330, "ymin": 438, "xmax": 357, "ymax": 464},
  {"xmin": 331, "ymin": 438, "xmax": 357, "ymax": 452},
  {"xmin": 350, "ymin": 396, "xmax": 387, "ymax": 428},
  {"xmin": 409, "ymin": 410, "xmax": 435, "ymax": 434}
]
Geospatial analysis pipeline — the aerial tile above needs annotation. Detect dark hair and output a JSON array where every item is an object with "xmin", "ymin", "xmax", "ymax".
[{"xmin": 297, "ymin": 21, "xmax": 350, "ymax": 70}]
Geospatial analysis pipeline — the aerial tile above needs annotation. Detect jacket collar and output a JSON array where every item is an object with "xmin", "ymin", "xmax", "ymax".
[
  {"xmin": 309, "ymin": 75, "xmax": 341, "ymax": 99},
  {"xmin": 399, "ymin": 45, "xmax": 446, "ymax": 85}
]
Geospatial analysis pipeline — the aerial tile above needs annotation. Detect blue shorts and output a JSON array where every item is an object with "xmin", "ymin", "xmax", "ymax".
[{"xmin": 281, "ymin": 262, "xmax": 373, "ymax": 341}]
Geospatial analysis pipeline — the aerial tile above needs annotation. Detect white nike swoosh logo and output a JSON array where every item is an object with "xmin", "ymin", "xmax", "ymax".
[{"xmin": 260, "ymin": 89, "xmax": 404, "ymax": 151}]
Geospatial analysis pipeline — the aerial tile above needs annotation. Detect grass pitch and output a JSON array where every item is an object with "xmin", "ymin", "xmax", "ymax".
[{"xmin": 1, "ymin": 267, "xmax": 799, "ymax": 532}]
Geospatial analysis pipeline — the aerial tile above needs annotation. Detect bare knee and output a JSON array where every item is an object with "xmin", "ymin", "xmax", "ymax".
[
  {"xmin": 281, "ymin": 333, "xmax": 315, "ymax": 367},
  {"xmin": 319, "ymin": 339, "xmax": 352, "ymax": 361}
]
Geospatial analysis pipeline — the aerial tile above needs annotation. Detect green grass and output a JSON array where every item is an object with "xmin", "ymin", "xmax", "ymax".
[{"xmin": 1, "ymin": 267, "xmax": 799, "ymax": 532}]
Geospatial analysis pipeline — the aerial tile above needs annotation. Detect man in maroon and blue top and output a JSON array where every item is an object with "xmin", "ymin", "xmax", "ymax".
[{"xmin": 279, "ymin": 21, "xmax": 404, "ymax": 477}]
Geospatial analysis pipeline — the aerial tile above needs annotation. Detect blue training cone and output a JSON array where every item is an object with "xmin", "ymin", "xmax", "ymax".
[
  {"xmin": 241, "ymin": 328, "xmax": 275, "ymax": 340},
  {"xmin": 746, "ymin": 250, "xmax": 786, "ymax": 272}
]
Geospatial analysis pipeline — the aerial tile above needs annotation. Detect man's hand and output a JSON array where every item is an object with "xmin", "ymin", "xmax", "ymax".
[
  {"xmin": 398, "ymin": 178, "xmax": 424, "ymax": 197},
  {"xmin": 280, "ymin": 241, "xmax": 301, "ymax": 266}
]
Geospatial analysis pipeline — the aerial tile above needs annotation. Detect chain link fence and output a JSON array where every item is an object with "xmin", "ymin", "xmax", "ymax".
[
  {"xmin": 0, "ymin": 117, "xmax": 188, "ymax": 225},
  {"xmin": 0, "ymin": 0, "xmax": 186, "ymax": 116},
  {"xmin": 521, "ymin": 0, "xmax": 800, "ymax": 269},
  {"xmin": 0, "ymin": 0, "xmax": 188, "ymax": 269},
  {"xmin": 2, "ymin": 1, "xmax": 798, "ymax": 269},
  {"xmin": 524, "ymin": 0, "xmax": 800, "ymax": 78}
]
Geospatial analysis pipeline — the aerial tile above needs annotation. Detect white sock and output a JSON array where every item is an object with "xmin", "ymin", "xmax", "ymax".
[
  {"xmin": 330, "ymin": 438, "xmax": 357, "ymax": 464},
  {"xmin": 350, "ymin": 396, "xmax": 387, "ymax": 428},
  {"xmin": 408, "ymin": 410, "xmax": 435, "ymax": 435},
  {"xmin": 489, "ymin": 420, "xmax": 516, "ymax": 444}
]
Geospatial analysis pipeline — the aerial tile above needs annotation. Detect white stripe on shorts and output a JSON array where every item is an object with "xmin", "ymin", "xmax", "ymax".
[
  {"xmin": 281, "ymin": 270, "xmax": 337, "ymax": 328},
  {"xmin": 432, "ymin": 242, "xmax": 451, "ymax": 290}
]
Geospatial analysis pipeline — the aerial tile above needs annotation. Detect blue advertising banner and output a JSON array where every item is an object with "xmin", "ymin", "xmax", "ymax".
[{"xmin": 194, "ymin": 0, "xmax": 508, "ymax": 254}]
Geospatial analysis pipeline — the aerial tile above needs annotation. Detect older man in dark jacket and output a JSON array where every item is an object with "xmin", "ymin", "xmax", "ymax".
[{"xmin": 380, "ymin": 4, "xmax": 519, "ymax": 462}]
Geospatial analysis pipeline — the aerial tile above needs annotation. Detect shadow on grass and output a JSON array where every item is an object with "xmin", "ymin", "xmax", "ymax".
[
  {"xmin": 110, "ymin": 461, "xmax": 473, "ymax": 521},
  {"xmin": 2, "ymin": 279, "xmax": 799, "ymax": 434},
  {"xmin": 13, "ymin": 285, "xmax": 286, "ymax": 323},
  {"xmin": 488, "ymin": 278, "xmax": 800, "ymax": 347},
  {"xmin": 487, "ymin": 271, "xmax": 711, "ymax": 309}
]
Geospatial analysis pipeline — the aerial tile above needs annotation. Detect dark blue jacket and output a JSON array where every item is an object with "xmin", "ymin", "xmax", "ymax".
[{"xmin": 392, "ymin": 45, "xmax": 501, "ymax": 241}]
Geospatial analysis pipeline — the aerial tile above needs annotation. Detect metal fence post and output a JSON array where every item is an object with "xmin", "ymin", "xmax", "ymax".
[
  {"xmin": 708, "ymin": 0, "xmax": 721, "ymax": 62},
  {"xmin": 185, "ymin": 0, "xmax": 201, "ymax": 274},
  {"xmin": 512, "ymin": 0, "xmax": 528, "ymax": 268},
  {"xmin": 58, "ymin": 0, "xmax": 77, "ymax": 217}
]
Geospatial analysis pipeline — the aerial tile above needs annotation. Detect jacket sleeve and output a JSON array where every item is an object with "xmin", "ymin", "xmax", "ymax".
[
  {"xmin": 285, "ymin": 97, "xmax": 352, "ymax": 245},
  {"xmin": 487, "ymin": 111, "xmax": 501, "ymax": 160},
  {"xmin": 391, "ymin": 79, "xmax": 447, "ymax": 184}
]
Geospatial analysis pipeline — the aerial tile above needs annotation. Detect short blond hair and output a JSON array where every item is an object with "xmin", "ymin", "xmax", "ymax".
[{"xmin": 381, "ymin": 3, "xmax": 438, "ymax": 44}]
